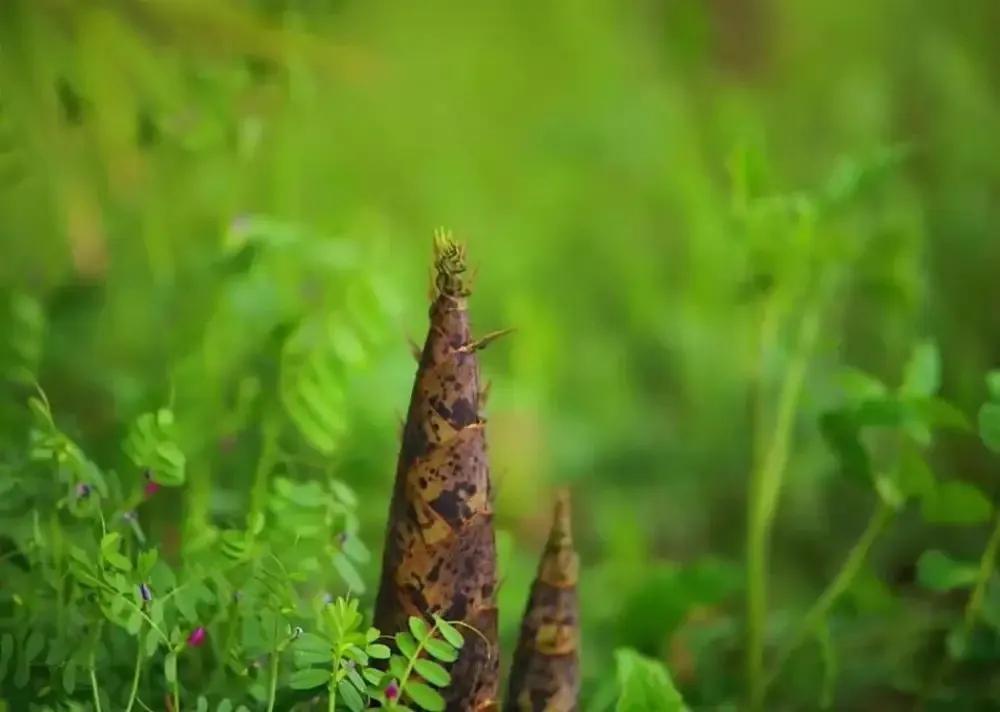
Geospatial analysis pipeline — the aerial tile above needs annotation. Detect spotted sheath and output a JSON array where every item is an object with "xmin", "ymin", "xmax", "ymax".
[
  {"xmin": 505, "ymin": 490, "xmax": 580, "ymax": 712},
  {"xmin": 374, "ymin": 234, "xmax": 500, "ymax": 710}
]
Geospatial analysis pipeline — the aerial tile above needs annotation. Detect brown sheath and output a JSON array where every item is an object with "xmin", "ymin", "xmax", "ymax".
[
  {"xmin": 374, "ymin": 234, "xmax": 500, "ymax": 710},
  {"xmin": 505, "ymin": 490, "xmax": 580, "ymax": 712}
]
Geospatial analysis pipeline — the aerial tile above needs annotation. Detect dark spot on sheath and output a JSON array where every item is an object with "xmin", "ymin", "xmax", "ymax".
[
  {"xmin": 450, "ymin": 397, "xmax": 476, "ymax": 426},
  {"xmin": 446, "ymin": 594, "xmax": 468, "ymax": 620},
  {"xmin": 427, "ymin": 558, "xmax": 443, "ymax": 584},
  {"xmin": 431, "ymin": 489, "xmax": 460, "ymax": 523},
  {"xmin": 419, "ymin": 477, "xmax": 428, "ymax": 489}
]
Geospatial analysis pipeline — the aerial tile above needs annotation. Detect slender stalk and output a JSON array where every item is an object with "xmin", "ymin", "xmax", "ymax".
[
  {"xmin": 124, "ymin": 623, "xmax": 145, "ymax": 712},
  {"xmin": 328, "ymin": 655, "xmax": 340, "ymax": 712},
  {"xmin": 389, "ymin": 621, "xmax": 439, "ymax": 709},
  {"xmin": 173, "ymin": 671, "xmax": 180, "ymax": 712},
  {"xmin": 925, "ymin": 511, "xmax": 1000, "ymax": 698},
  {"xmin": 89, "ymin": 622, "xmax": 105, "ymax": 712},
  {"xmin": 962, "ymin": 512, "xmax": 1000, "ymax": 632},
  {"xmin": 266, "ymin": 649, "xmax": 280, "ymax": 712},
  {"xmin": 763, "ymin": 500, "xmax": 893, "ymax": 692},
  {"xmin": 746, "ymin": 303, "xmax": 821, "ymax": 710}
]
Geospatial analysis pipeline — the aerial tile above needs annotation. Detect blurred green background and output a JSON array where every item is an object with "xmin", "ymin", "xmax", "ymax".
[{"xmin": 2, "ymin": 0, "xmax": 999, "ymax": 708}]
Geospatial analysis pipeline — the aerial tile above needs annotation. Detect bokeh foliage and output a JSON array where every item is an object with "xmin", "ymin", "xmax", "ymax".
[{"xmin": 1, "ymin": 0, "xmax": 1000, "ymax": 709}]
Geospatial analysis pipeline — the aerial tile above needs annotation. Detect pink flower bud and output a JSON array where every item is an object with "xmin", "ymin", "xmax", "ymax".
[{"xmin": 187, "ymin": 627, "xmax": 207, "ymax": 647}]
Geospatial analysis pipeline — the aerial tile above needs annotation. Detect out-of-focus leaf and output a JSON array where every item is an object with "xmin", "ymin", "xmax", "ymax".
[
  {"xmin": 901, "ymin": 341, "xmax": 940, "ymax": 397},
  {"xmin": 614, "ymin": 648, "xmax": 687, "ymax": 712},
  {"xmin": 916, "ymin": 550, "xmax": 979, "ymax": 591},
  {"xmin": 979, "ymin": 403, "xmax": 1000, "ymax": 454},
  {"xmin": 922, "ymin": 481, "xmax": 993, "ymax": 526}
]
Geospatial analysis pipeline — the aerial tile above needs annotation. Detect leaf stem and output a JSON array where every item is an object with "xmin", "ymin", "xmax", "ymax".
[
  {"xmin": 266, "ymin": 648, "xmax": 280, "ymax": 712},
  {"xmin": 391, "ymin": 620, "xmax": 439, "ymax": 708},
  {"xmin": 924, "ymin": 510, "xmax": 1000, "ymax": 698},
  {"xmin": 124, "ymin": 622, "xmax": 145, "ymax": 712},
  {"xmin": 746, "ymin": 303, "xmax": 821, "ymax": 710},
  {"xmin": 763, "ymin": 499, "xmax": 893, "ymax": 693},
  {"xmin": 328, "ymin": 654, "xmax": 339, "ymax": 712},
  {"xmin": 89, "ymin": 622, "xmax": 105, "ymax": 712}
]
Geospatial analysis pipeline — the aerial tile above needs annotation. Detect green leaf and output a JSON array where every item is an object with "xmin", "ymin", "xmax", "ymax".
[
  {"xmin": 916, "ymin": 550, "xmax": 980, "ymax": 591},
  {"xmin": 366, "ymin": 643, "xmax": 391, "ymax": 659},
  {"xmin": 338, "ymin": 678, "xmax": 365, "ymax": 711},
  {"xmin": 902, "ymin": 340, "xmax": 940, "ymax": 397},
  {"xmin": 408, "ymin": 616, "xmax": 431, "ymax": 642},
  {"xmin": 197, "ymin": 696, "xmax": 209, "ymax": 712},
  {"xmin": 101, "ymin": 532, "xmax": 122, "ymax": 555},
  {"xmin": 0, "ymin": 633, "xmax": 12, "ymax": 682},
  {"xmin": 404, "ymin": 680, "xmax": 446, "ymax": 711},
  {"xmin": 413, "ymin": 658, "xmax": 451, "ymax": 687},
  {"xmin": 987, "ymin": 371, "xmax": 1000, "ymax": 402},
  {"xmin": 432, "ymin": 617, "xmax": 463, "ymax": 649},
  {"xmin": 874, "ymin": 474, "xmax": 904, "ymax": 510},
  {"xmin": 165, "ymin": 652, "xmax": 177, "ymax": 685},
  {"xmin": 896, "ymin": 448, "xmax": 936, "ymax": 501},
  {"xmin": 289, "ymin": 667, "xmax": 331, "ymax": 689},
  {"xmin": 105, "ymin": 550, "xmax": 133, "ymax": 571},
  {"xmin": 145, "ymin": 628, "xmax": 160, "ymax": 657},
  {"xmin": 910, "ymin": 398, "xmax": 972, "ymax": 432},
  {"xmin": 922, "ymin": 481, "xmax": 994, "ymax": 525},
  {"xmin": 422, "ymin": 637, "xmax": 458, "ymax": 663},
  {"xmin": 331, "ymin": 552, "xmax": 366, "ymax": 594},
  {"xmin": 217, "ymin": 701, "xmax": 233, "ymax": 712},
  {"xmin": 389, "ymin": 655, "xmax": 408, "ymax": 680},
  {"xmin": 395, "ymin": 632, "xmax": 417, "ymax": 659},
  {"xmin": 61, "ymin": 659, "xmax": 77, "ymax": 694},
  {"xmin": 979, "ymin": 403, "xmax": 1000, "ymax": 454},
  {"xmin": 854, "ymin": 398, "xmax": 907, "ymax": 428},
  {"xmin": 615, "ymin": 648, "xmax": 687, "ymax": 712},
  {"xmin": 138, "ymin": 548, "xmax": 159, "ymax": 577},
  {"xmin": 838, "ymin": 368, "xmax": 888, "ymax": 402},
  {"xmin": 23, "ymin": 631, "xmax": 44, "ymax": 662}
]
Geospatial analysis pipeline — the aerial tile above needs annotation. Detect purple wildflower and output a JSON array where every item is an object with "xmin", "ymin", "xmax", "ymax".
[
  {"xmin": 144, "ymin": 481, "xmax": 161, "ymax": 497},
  {"xmin": 187, "ymin": 627, "xmax": 207, "ymax": 647},
  {"xmin": 139, "ymin": 583, "xmax": 153, "ymax": 602},
  {"xmin": 385, "ymin": 680, "xmax": 400, "ymax": 702},
  {"xmin": 75, "ymin": 483, "xmax": 91, "ymax": 498}
]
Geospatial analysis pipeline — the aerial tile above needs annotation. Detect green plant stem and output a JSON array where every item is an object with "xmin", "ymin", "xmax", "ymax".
[
  {"xmin": 89, "ymin": 622, "xmax": 105, "ymax": 712},
  {"xmin": 962, "ymin": 511, "xmax": 1000, "ymax": 632},
  {"xmin": 124, "ymin": 623, "xmax": 144, "ymax": 712},
  {"xmin": 266, "ymin": 649, "xmax": 280, "ymax": 712},
  {"xmin": 328, "ymin": 654, "xmax": 340, "ymax": 712},
  {"xmin": 173, "ymin": 669, "xmax": 181, "ymax": 712},
  {"xmin": 763, "ymin": 500, "xmax": 893, "ymax": 693},
  {"xmin": 391, "ymin": 621, "xmax": 439, "ymax": 708},
  {"xmin": 925, "ymin": 511, "xmax": 1000, "ymax": 698},
  {"xmin": 746, "ymin": 303, "xmax": 821, "ymax": 710}
]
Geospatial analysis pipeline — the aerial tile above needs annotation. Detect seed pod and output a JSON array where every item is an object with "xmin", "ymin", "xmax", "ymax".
[
  {"xmin": 505, "ymin": 490, "xmax": 580, "ymax": 712},
  {"xmin": 374, "ymin": 232, "xmax": 501, "ymax": 710}
]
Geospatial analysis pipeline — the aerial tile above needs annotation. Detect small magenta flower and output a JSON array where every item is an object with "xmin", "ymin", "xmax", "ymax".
[
  {"xmin": 187, "ymin": 627, "xmax": 207, "ymax": 647},
  {"xmin": 385, "ymin": 680, "xmax": 399, "ymax": 702},
  {"xmin": 144, "ymin": 481, "xmax": 160, "ymax": 497},
  {"xmin": 139, "ymin": 583, "xmax": 153, "ymax": 603},
  {"xmin": 75, "ymin": 483, "xmax": 91, "ymax": 498}
]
